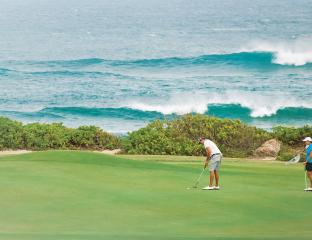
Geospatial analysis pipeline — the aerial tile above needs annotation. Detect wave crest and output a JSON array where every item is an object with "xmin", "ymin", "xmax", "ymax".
[
  {"xmin": 242, "ymin": 36, "xmax": 312, "ymax": 66},
  {"xmin": 4, "ymin": 39, "xmax": 312, "ymax": 70},
  {"xmin": 125, "ymin": 92, "xmax": 311, "ymax": 118}
]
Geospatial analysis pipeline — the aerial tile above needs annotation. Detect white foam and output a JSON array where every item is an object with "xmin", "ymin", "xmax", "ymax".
[
  {"xmin": 127, "ymin": 93, "xmax": 208, "ymax": 115},
  {"xmin": 125, "ymin": 91, "xmax": 312, "ymax": 118},
  {"xmin": 242, "ymin": 36, "xmax": 312, "ymax": 66},
  {"xmin": 0, "ymin": 104, "xmax": 45, "ymax": 113}
]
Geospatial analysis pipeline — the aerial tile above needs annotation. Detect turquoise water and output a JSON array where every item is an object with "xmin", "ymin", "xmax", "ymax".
[{"xmin": 0, "ymin": 0, "xmax": 312, "ymax": 133}]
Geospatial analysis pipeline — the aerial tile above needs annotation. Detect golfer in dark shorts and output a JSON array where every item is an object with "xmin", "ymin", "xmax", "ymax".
[{"xmin": 303, "ymin": 137, "xmax": 312, "ymax": 191}]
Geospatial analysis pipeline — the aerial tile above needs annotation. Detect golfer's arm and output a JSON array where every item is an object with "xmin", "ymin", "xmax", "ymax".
[
  {"xmin": 206, "ymin": 147, "xmax": 212, "ymax": 160},
  {"xmin": 204, "ymin": 147, "xmax": 212, "ymax": 168}
]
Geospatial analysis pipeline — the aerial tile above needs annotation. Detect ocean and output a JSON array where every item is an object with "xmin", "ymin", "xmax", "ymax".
[{"xmin": 0, "ymin": 0, "xmax": 312, "ymax": 133}]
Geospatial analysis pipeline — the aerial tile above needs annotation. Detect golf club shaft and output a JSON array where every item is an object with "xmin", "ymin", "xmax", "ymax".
[{"xmin": 194, "ymin": 168, "xmax": 205, "ymax": 187}]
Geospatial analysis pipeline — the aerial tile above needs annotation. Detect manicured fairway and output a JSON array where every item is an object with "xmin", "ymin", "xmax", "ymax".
[{"xmin": 0, "ymin": 151, "xmax": 311, "ymax": 240}]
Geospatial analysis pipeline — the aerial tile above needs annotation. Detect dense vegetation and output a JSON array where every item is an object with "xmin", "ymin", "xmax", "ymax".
[
  {"xmin": 123, "ymin": 115, "xmax": 310, "ymax": 158},
  {"xmin": 123, "ymin": 114, "xmax": 272, "ymax": 157},
  {"xmin": 273, "ymin": 125, "xmax": 312, "ymax": 161},
  {"xmin": 0, "ymin": 117, "xmax": 120, "ymax": 150},
  {"xmin": 273, "ymin": 125, "xmax": 312, "ymax": 146},
  {"xmin": 0, "ymin": 115, "xmax": 310, "ymax": 159}
]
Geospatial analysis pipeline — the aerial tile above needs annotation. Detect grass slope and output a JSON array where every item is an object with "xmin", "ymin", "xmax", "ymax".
[{"xmin": 0, "ymin": 151, "xmax": 311, "ymax": 240}]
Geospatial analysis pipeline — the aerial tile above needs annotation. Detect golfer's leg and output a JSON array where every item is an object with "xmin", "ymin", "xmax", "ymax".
[
  {"xmin": 308, "ymin": 171, "xmax": 312, "ymax": 187},
  {"xmin": 214, "ymin": 170, "xmax": 219, "ymax": 186},
  {"xmin": 209, "ymin": 171, "xmax": 214, "ymax": 187}
]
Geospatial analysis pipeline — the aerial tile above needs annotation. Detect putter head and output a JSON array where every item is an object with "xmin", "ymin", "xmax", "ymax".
[{"xmin": 193, "ymin": 181, "xmax": 199, "ymax": 188}]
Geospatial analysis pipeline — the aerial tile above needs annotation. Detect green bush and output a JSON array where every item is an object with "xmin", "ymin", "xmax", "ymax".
[
  {"xmin": 23, "ymin": 123, "xmax": 70, "ymax": 150},
  {"xmin": 0, "ymin": 117, "xmax": 24, "ymax": 150},
  {"xmin": 1, "ymin": 114, "xmax": 312, "ymax": 158},
  {"xmin": 68, "ymin": 126, "xmax": 120, "ymax": 150},
  {"xmin": 273, "ymin": 126, "xmax": 312, "ymax": 161},
  {"xmin": 0, "ymin": 118, "xmax": 120, "ymax": 151},
  {"xmin": 273, "ymin": 125, "xmax": 312, "ymax": 146},
  {"xmin": 123, "ymin": 114, "xmax": 272, "ymax": 157},
  {"xmin": 276, "ymin": 144, "xmax": 298, "ymax": 161}
]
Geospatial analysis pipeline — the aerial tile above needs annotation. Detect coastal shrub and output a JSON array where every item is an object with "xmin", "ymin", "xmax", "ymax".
[
  {"xmin": 123, "ymin": 114, "xmax": 272, "ymax": 157},
  {"xmin": 68, "ymin": 126, "xmax": 120, "ymax": 150},
  {"xmin": 23, "ymin": 123, "xmax": 70, "ymax": 150},
  {"xmin": 273, "ymin": 125, "xmax": 312, "ymax": 146},
  {"xmin": 1, "ymin": 115, "xmax": 311, "ymax": 158},
  {"xmin": 273, "ymin": 126, "xmax": 312, "ymax": 161},
  {"xmin": 276, "ymin": 144, "xmax": 302, "ymax": 162},
  {"xmin": 0, "ymin": 118, "xmax": 120, "ymax": 151},
  {"xmin": 0, "ymin": 117, "xmax": 24, "ymax": 150}
]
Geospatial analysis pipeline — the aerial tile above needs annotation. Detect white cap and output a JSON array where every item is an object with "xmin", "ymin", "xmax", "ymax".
[{"xmin": 302, "ymin": 137, "xmax": 312, "ymax": 142}]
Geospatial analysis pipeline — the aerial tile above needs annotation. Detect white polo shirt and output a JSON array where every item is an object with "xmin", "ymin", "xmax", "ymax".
[{"xmin": 204, "ymin": 139, "xmax": 221, "ymax": 155}]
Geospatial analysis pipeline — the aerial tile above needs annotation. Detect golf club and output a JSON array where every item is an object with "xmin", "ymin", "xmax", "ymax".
[
  {"xmin": 188, "ymin": 168, "xmax": 205, "ymax": 189},
  {"xmin": 285, "ymin": 154, "xmax": 300, "ymax": 165}
]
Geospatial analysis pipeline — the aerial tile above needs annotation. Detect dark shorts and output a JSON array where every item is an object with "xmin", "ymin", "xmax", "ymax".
[{"xmin": 306, "ymin": 162, "xmax": 312, "ymax": 171}]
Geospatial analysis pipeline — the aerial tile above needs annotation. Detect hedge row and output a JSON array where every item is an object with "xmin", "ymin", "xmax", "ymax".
[
  {"xmin": 0, "ymin": 117, "xmax": 120, "ymax": 150},
  {"xmin": 1, "ymin": 115, "xmax": 310, "ymax": 158},
  {"xmin": 123, "ymin": 114, "xmax": 272, "ymax": 157}
]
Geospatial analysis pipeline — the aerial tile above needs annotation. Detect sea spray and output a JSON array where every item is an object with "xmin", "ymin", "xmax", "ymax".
[
  {"xmin": 125, "ymin": 91, "xmax": 311, "ymax": 117},
  {"xmin": 242, "ymin": 36, "xmax": 312, "ymax": 66}
]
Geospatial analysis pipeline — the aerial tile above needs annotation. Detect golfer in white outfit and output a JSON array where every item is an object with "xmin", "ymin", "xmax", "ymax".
[{"xmin": 199, "ymin": 137, "xmax": 222, "ymax": 190}]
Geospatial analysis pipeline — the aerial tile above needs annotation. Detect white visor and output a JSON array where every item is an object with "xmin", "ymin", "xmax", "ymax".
[{"xmin": 302, "ymin": 137, "xmax": 312, "ymax": 142}]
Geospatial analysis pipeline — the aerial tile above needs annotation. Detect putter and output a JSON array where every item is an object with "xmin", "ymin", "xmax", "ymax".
[{"xmin": 189, "ymin": 168, "xmax": 205, "ymax": 189}]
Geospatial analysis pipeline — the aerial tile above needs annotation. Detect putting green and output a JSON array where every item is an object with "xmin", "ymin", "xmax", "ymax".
[{"xmin": 0, "ymin": 151, "xmax": 310, "ymax": 240}]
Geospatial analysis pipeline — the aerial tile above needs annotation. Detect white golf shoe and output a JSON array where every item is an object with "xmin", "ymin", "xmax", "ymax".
[
  {"xmin": 214, "ymin": 186, "xmax": 220, "ymax": 190},
  {"xmin": 202, "ymin": 186, "xmax": 214, "ymax": 190},
  {"xmin": 304, "ymin": 187, "xmax": 312, "ymax": 191}
]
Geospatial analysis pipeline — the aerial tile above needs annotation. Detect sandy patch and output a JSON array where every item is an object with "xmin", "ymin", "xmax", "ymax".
[
  {"xmin": 250, "ymin": 157, "xmax": 276, "ymax": 161},
  {"xmin": 96, "ymin": 149, "xmax": 122, "ymax": 155},
  {"xmin": 0, "ymin": 150, "xmax": 32, "ymax": 156}
]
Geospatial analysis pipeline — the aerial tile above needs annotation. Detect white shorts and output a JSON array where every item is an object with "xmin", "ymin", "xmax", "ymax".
[{"xmin": 209, "ymin": 154, "xmax": 222, "ymax": 171}]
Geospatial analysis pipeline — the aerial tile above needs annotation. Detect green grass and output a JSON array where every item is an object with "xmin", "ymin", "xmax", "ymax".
[{"xmin": 0, "ymin": 151, "xmax": 311, "ymax": 240}]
